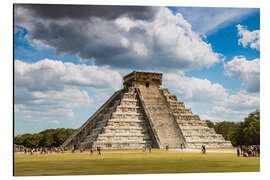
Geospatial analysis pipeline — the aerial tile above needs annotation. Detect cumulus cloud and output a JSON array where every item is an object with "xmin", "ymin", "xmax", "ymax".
[
  {"xmin": 15, "ymin": 5, "xmax": 158, "ymax": 21},
  {"xmin": 15, "ymin": 59, "xmax": 122, "ymax": 91},
  {"xmin": 175, "ymin": 7, "xmax": 258, "ymax": 35},
  {"xmin": 14, "ymin": 5, "xmax": 221, "ymax": 71},
  {"xmin": 237, "ymin": 24, "xmax": 260, "ymax": 51},
  {"xmin": 15, "ymin": 59, "xmax": 122, "ymax": 122},
  {"xmin": 225, "ymin": 90, "xmax": 259, "ymax": 111},
  {"xmin": 224, "ymin": 56, "xmax": 260, "ymax": 93},
  {"xmin": 163, "ymin": 72, "xmax": 228, "ymax": 105},
  {"xmin": 201, "ymin": 90, "xmax": 259, "ymax": 122}
]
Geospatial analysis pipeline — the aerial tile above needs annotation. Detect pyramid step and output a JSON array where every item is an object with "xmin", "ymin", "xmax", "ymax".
[
  {"xmin": 164, "ymin": 94, "xmax": 178, "ymax": 101},
  {"xmin": 122, "ymin": 93, "xmax": 137, "ymax": 100},
  {"xmin": 178, "ymin": 121, "xmax": 208, "ymax": 126},
  {"xmin": 160, "ymin": 88, "xmax": 170, "ymax": 94},
  {"xmin": 180, "ymin": 126, "xmax": 211, "ymax": 130},
  {"xmin": 96, "ymin": 136, "xmax": 151, "ymax": 141},
  {"xmin": 182, "ymin": 129, "xmax": 217, "ymax": 135},
  {"xmin": 98, "ymin": 133, "xmax": 149, "ymax": 137},
  {"xmin": 115, "ymin": 106, "xmax": 142, "ymax": 113},
  {"xmin": 92, "ymin": 141, "xmax": 153, "ymax": 150},
  {"xmin": 185, "ymin": 137, "xmax": 226, "ymax": 142},
  {"xmin": 108, "ymin": 119, "xmax": 145, "ymax": 123},
  {"xmin": 187, "ymin": 142, "xmax": 232, "ymax": 148},
  {"xmin": 181, "ymin": 129, "xmax": 217, "ymax": 135},
  {"xmin": 169, "ymin": 105, "xmax": 186, "ymax": 110},
  {"xmin": 183, "ymin": 133, "xmax": 223, "ymax": 137},
  {"xmin": 120, "ymin": 99, "xmax": 139, "ymax": 106},
  {"xmin": 104, "ymin": 129, "xmax": 147, "ymax": 134},
  {"xmin": 111, "ymin": 113, "xmax": 144, "ymax": 120},
  {"xmin": 106, "ymin": 121, "xmax": 145, "ymax": 127},
  {"xmin": 104, "ymin": 126, "xmax": 144, "ymax": 130},
  {"xmin": 176, "ymin": 115, "xmax": 201, "ymax": 121},
  {"xmin": 94, "ymin": 140, "xmax": 152, "ymax": 144}
]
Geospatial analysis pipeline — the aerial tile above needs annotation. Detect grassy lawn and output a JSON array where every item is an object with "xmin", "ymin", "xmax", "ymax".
[{"xmin": 14, "ymin": 149, "xmax": 260, "ymax": 176}]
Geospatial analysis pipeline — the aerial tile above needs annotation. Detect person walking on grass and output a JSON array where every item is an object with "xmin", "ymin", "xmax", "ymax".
[
  {"xmin": 72, "ymin": 146, "xmax": 75, "ymax": 153},
  {"xmin": 142, "ymin": 145, "xmax": 146, "ymax": 153},
  {"xmin": 240, "ymin": 145, "xmax": 243, "ymax": 155},
  {"xmin": 237, "ymin": 145, "xmax": 240, "ymax": 157},
  {"xmin": 201, "ymin": 145, "xmax": 206, "ymax": 154},
  {"xmin": 97, "ymin": 146, "xmax": 101, "ymax": 155},
  {"xmin": 148, "ymin": 145, "xmax": 152, "ymax": 153},
  {"xmin": 90, "ymin": 146, "xmax": 94, "ymax": 155}
]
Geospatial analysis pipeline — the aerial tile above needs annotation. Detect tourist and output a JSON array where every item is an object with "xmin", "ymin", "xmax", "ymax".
[
  {"xmin": 97, "ymin": 146, "xmax": 101, "ymax": 155},
  {"xmin": 240, "ymin": 145, "xmax": 243, "ymax": 155},
  {"xmin": 243, "ymin": 147, "xmax": 248, "ymax": 157},
  {"xmin": 201, "ymin": 145, "xmax": 206, "ymax": 154},
  {"xmin": 237, "ymin": 146, "xmax": 240, "ymax": 157},
  {"xmin": 180, "ymin": 143, "xmax": 183, "ymax": 151},
  {"xmin": 166, "ymin": 145, "xmax": 169, "ymax": 151},
  {"xmin": 148, "ymin": 145, "xmax": 152, "ymax": 153},
  {"xmin": 142, "ymin": 145, "xmax": 146, "ymax": 153},
  {"xmin": 90, "ymin": 146, "xmax": 94, "ymax": 155},
  {"xmin": 72, "ymin": 146, "xmax": 75, "ymax": 153},
  {"xmin": 244, "ymin": 151, "xmax": 248, "ymax": 157},
  {"xmin": 252, "ymin": 145, "xmax": 255, "ymax": 157}
]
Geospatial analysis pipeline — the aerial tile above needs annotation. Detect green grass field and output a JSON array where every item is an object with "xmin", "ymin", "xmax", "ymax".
[{"xmin": 14, "ymin": 149, "xmax": 260, "ymax": 176}]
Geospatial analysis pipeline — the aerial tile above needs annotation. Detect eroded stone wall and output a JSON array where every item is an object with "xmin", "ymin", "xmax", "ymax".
[
  {"xmin": 80, "ymin": 87, "xmax": 154, "ymax": 149},
  {"xmin": 161, "ymin": 88, "xmax": 232, "ymax": 148}
]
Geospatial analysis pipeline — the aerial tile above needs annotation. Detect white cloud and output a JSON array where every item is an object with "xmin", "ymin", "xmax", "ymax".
[
  {"xmin": 202, "ymin": 90, "xmax": 259, "ymax": 122},
  {"xmin": 15, "ymin": 59, "xmax": 122, "ymax": 91},
  {"xmin": 224, "ymin": 56, "xmax": 260, "ymax": 93},
  {"xmin": 164, "ymin": 72, "xmax": 228, "ymax": 105},
  {"xmin": 175, "ymin": 7, "xmax": 258, "ymax": 35},
  {"xmin": 14, "ymin": 6, "xmax": 221, "ymax": 71},
  {"xmin": 15, "ymin": 59, "xmax": 122, "ymax": 123},
  {"xmin": 225, "ymin": 90, "xmax": 260, "ymax": 111},
  {"xmin": 237, "ymin": 24, "xmax": 260, "ymax": 51}
]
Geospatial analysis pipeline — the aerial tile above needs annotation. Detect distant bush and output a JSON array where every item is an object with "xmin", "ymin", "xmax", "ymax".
[
  {"xmin": 205, "ymin": 110, "xmax": 260, "ymax": 146},
  {"xmin": 14, "ymin": 128, "xmax": 76, "ymax": 148}
]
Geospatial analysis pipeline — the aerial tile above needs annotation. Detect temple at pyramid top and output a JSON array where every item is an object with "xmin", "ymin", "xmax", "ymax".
[{"xmin": 123, "ymin": 71, "xmax": 163, "ymax": 89}]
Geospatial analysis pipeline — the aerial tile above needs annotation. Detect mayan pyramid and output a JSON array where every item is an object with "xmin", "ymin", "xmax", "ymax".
[{"xmin": 62, "ymin": 71, "xmax": 232, "ymax": 149}]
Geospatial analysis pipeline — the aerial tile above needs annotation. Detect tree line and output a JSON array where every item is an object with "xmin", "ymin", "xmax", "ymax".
[
  {"xmin": 14, "ymin": 128, "xmax": 76, "ymax": 148},
  {"xmin": 205, "ymin": 110, "xmax": 260, "ymax": 146},
  {"xmin": 14, "ymin": 110, "xmax": 260, "ymax": 148}
]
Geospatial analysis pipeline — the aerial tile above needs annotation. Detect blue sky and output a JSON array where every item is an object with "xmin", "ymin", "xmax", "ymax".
[{"xmin": 14, "ymin": 5, "xmax": 260, "ymax": 135}]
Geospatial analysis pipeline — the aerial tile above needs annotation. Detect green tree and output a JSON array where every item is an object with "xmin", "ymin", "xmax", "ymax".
[
  {"xmin": 242, "ymin": 110, "xmax": 260, "ymax": 145},
  {"xmin": 204, "ymin": 110, "xmax": 260, "ymax": 146},
  {"xmin": 205, "ymin": 120, "xmax": 214, "ymax": 128},
  {"xmin": 14, "ymin": 128, "xmax": 76, "ymax": 148},
  {"xmin": 214, "ymin": 121, "xmax": 238, "ymax": 141}
]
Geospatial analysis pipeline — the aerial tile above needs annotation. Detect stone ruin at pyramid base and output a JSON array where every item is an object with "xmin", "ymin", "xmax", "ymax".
[{"xmin": 62, "ymin": 71, "xmax": 232, "ymax": 150}]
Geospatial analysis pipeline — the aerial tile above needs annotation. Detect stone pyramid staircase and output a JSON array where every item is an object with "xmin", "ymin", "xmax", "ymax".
[
  {"xmin": 160, "ymin": 88, "xmax": 232, "ymax": 148},
  {"xmin": 79, "ymin": 87, "xmax": 157, "ymax": 149},
  {"xmin": 137, "ymin": 87, "xmax": 185, "ymax": 148}
]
